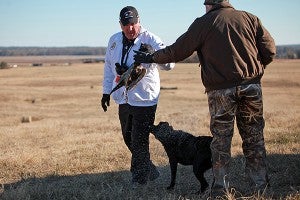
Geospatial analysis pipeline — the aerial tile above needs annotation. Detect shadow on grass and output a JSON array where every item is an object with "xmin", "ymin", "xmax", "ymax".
[
  {"xmin": 0, "ymin": 165, "xmax": 202, "ymax": 200},
  {"xmin": 229, "ymin": 153, "xmax": 300, "ymax": 199},
  {"xmin": 1, "ymin": 154, "xmax": 299, "ymax": 200}
]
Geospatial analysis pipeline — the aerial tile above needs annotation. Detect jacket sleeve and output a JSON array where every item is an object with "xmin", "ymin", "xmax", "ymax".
[
  {"xmin": 149, "ymin": 33, "xmax": 175, "ymax": 71},
  {"xmin": 102, "ymin": 39, "xmax": 115, "ymax": 94},
  {"xmin": 256, "ymin": 18, "xmax": 276, "ymax": 66},
  {"xmin": 153, "ymin": 19, "xmax": 201, "ymax": 64}
]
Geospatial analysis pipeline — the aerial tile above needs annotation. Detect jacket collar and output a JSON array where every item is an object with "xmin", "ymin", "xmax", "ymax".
[
  {"xmin": 119, "ymin": 25, "xmax": 146, "ymax": 46},
  {"xmin": 134, "ymin": 26, "xmax": 146, "ymax": 45},
  {"xmin": 207, "ymin": 2, "xmax": 234, "ymax": 14}
]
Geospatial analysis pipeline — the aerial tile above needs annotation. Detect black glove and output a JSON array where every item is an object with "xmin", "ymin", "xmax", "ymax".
[
  {"xmin": 101, "ymin": 94, "xmax": 110, "ymax": 112},
  {"xmin": 133, "ymin": 50, "xmax": 154, "ymax": 64},
  {"xmin": 139, "ymin": 43, "xmax": 154, "ymax": 54},
  {"xmin": 115, "ymin": 63, "xmax": 127, "ymax": 75}
]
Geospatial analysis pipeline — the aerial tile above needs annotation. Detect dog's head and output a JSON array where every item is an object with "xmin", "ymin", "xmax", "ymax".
[{"xmin": 151, "ymin": 121, "xmax": 174, "ymax": 142}]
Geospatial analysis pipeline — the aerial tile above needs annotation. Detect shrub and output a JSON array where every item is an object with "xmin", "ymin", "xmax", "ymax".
[{"xmin": 0, "ymin": 61, "xmax": 8, "ymax": 69}]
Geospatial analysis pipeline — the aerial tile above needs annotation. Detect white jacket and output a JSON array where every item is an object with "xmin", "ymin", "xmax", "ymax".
[{"xmin": 102, "ymin": 26, "xmax": 175, "ymax": 106}]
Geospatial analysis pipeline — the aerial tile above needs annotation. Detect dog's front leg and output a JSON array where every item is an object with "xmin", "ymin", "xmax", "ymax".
[{"xmin": 167, "ymin": 159, "xmax": 178, "ymax": 190}]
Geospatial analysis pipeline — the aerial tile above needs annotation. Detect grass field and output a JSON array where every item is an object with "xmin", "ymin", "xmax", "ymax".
[{"xmin": 0, "ymin": 59, "xmax": 299, "ymax": 199}]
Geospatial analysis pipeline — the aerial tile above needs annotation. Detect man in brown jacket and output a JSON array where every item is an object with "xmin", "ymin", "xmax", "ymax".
[{"xmin": 134, "ymin": 0, "xmax": 276, "ymax": 197}]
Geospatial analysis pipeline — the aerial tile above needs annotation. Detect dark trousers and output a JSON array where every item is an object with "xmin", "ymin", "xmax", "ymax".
[{"xmin": 118, "ymin": 103, "xmax": 157, "ymax": 184}]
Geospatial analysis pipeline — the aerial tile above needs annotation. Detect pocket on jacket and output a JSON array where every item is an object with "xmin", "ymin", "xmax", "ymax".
[{"xmin": 111, "ymin": 88, "xmax": 125, "ymax": 102}]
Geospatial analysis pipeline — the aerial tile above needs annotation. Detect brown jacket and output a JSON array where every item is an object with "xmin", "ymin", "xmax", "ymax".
[{"xmin": 153, "ymin": 2, "xmax": 276, "ymax": 91}]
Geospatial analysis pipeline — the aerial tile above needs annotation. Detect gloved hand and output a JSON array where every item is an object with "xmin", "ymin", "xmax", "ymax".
[
  {"xmin": 101, "ymin": 94, "xmax": 110, "ymax": 112},
  {"xmin": 133, "ymin": 50, "xmax": 154, "ymax": 64},
  {"xmin": 115, "ymin": 63, "xmax": 128, "ymax": 75},
  {"xmin": 139, "ymin": 43, "xmax": 154, "ymax": 54}
]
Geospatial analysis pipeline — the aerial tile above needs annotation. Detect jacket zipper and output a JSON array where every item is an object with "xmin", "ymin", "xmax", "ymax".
[{"xmin": 125, "ymin": 90, "xmax": 128, "ymax": 103}]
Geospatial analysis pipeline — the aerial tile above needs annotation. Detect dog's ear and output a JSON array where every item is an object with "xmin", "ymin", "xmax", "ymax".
[
  {"xmin": 158, "ymin": 121, "xmax": 169, "ymax": 126},
  {"xmin": 165, "ymin": 122, "xmax": 174, "ymax": 131}
]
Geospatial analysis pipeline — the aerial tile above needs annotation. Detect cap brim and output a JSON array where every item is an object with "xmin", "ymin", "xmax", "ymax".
[{"xmin": 121, "ymin": 17, "xmax": 138, "ymax": 26}]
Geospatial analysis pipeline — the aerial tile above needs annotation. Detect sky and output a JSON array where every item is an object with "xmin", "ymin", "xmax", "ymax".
[{"xmin": 0, "ymin": 0, "xmax": 299, "ymax": 47}]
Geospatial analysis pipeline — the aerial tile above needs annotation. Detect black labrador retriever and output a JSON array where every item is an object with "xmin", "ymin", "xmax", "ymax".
[{"xmin": 151, "ymin": 121, "xmax": 212, "ymax": 193}]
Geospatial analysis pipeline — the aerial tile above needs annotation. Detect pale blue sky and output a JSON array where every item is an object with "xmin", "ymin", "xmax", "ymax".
[{"xmin": 0, "ymin": 0, "xmax": 299, "ymax": 47}]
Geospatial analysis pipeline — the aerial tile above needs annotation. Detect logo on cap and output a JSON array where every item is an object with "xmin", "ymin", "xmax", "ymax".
[{"xmin": 124, "ymin": 11, "xmax": 134, "ymax": 19}]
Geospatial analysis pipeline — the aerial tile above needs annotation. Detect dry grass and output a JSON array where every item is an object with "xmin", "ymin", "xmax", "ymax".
[{"xmin": 0, "ymin": 59, "xmax": 299, "ymax": 199}]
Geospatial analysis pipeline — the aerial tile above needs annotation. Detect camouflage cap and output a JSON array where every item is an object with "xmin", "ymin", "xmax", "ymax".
[{"xmin": 204, "ymin": 0, "xmax": 228, "ymax": 5}]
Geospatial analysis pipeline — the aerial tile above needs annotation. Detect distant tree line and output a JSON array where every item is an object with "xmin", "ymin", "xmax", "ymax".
[
  {"xmin": 276, "ymin": 45, "xmax": 300, "ymax": 59},
  {"xmin": 0, "ymin": 45, "xmax": 299, "ymax": 61},
  {"xmin": 0, "ymin": 47, "xmax": 106, "ymax": 56},
  {"xmin": 180, "ymin": 44, "xmax": 300, "ymax": 62}
]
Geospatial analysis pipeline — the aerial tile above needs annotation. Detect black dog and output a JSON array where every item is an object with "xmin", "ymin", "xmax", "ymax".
[{"xmin": 151, "ymin": 121, "xmax": 212, "ymax": 193}]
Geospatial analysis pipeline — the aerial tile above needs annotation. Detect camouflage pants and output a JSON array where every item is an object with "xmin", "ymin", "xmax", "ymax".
[
  {"xmin": 119, "ymin": 104, "xmax": 157, "ymax": 184},
  {"xmin": 207, "ymin": 84, "xmax": 268, "ymax": 190}
]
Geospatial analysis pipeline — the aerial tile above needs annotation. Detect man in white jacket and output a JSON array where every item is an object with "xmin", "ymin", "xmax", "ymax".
[{"xmin": 101, "ymin": 6, "xmax": 174, "ymax": 187}]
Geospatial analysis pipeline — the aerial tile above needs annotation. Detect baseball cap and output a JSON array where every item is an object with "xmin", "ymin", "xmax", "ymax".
[
  {"xmin": 204, "ymin": 0, "xmax": 228, "ymax": 5},
  {"xmin": 119, "ymin": 6, "xmax": 139, "ymax": 26}
]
